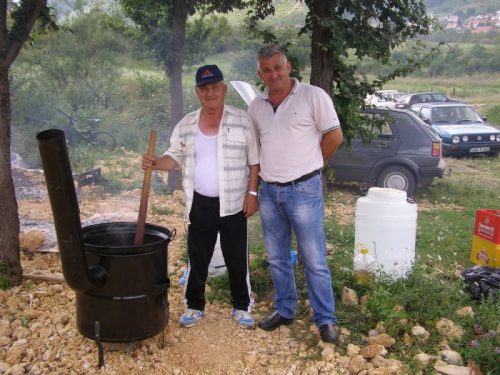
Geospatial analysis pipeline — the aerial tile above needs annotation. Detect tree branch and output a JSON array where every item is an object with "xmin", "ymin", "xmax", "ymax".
[{"xmin": 3, "ymin": 0, "xmax": 47, "ymax": 69}]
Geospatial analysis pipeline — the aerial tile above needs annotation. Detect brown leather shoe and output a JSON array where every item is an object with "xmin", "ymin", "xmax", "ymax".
[
  {"xmin": 257, "ymin": 312, "xmax": 294, "ymax": 331},
  {"xmin": 320, "ymin": 324, "xmax": 339, "ymax": 342}
]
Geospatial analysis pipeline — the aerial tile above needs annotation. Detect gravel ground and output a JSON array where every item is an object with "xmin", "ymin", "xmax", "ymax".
[{"xmin": 4, "ymin": 170, "xmax": 347, "ymax": 375}]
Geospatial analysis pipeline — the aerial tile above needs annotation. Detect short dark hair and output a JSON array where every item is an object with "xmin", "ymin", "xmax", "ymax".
[{"xmin": 256, "ymin": 44, "xmax": 287, "ymax": 62}]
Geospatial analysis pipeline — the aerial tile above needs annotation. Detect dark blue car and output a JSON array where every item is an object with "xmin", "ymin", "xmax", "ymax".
[{"xmin": 409, "ymin": 103, "xmax": 500, "ymax": 157}]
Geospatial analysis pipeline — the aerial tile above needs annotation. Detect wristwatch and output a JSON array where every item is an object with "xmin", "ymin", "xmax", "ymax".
[{"xmin": 247, "ymin": 190, "xmax": 259, "ymax": 197}]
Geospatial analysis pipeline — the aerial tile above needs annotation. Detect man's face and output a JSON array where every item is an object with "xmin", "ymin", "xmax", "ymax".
[
  {"xmin": 195, "ymin": 81, "xmax": 227, "ymax": 111},
  {"xmin": 258, "ymin": 53, "xmax": 292, "ymax": 92}
]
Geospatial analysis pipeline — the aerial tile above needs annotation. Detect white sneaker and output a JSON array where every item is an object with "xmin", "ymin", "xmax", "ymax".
[
  {"xmin": 231, "ymin": 308, "xmax": 255, "ymax": 329},
  {"xmin": 179, "ymin": 309, "xmax": 205, "ymax": 328}
]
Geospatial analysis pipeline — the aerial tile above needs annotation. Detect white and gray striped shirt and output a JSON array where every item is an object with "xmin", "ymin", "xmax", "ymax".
[{"xmin": 165, "ymin": 105, "xmax": 260, "ymax": 223}]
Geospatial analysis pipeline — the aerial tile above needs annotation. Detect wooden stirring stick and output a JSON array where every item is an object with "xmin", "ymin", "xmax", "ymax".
[{"xmin": 134, "ymin": 131, "xmax": 156, "ymax": 246}]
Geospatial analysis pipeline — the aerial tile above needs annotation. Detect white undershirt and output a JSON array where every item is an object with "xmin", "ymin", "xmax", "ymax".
[{"xmin": 194, "ymin": 129, "xmax": 219, "ymax": 197}]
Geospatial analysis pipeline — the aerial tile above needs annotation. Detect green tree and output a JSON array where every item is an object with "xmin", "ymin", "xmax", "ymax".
[
  {"xmin": 249, "ymin": 0, "xmax": 436, "ymax": 140},
  {"xmin": 118, "ymin": 0, "xmax": 248, "ymax": 190},
  {"xmin": 8, "ymin": 5, "xmax": 151, "ymax": 165},
  {"xmin": 0, "ymin": 0, "xmax": 57, "ymax": 286},
  {"xmin": 14, "ymin": 7, "xmax": 130, "ymax": 113}
]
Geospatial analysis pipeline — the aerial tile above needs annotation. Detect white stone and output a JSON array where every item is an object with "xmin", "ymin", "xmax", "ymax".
[
  {"xmin": 436, "ymin": 318, "xmax": 464, "ymax": 340},
  {"xmin": 455, "ymin": 307, "xmax": 474, "ymax": 318},
  {"xmin": 321, "ymin": 346, "xmax": 335, "ymax": 362},
  {"xmin": 5, "ymin": 364, "xmax": 25, "ymax": 375},
  {"xmin": 341, "ymin": 287, "xmax": 359, "ymax": 306},
  {"xmin": 413, "ymin": 353, "xmax": 432, "ymax": 369},
  {"xmin": 0, "ymin": 320, "xmax": 12, "ymax": 338},
  {"xmin": 411, "ymin": 325, "xmax": 430, "ymax": 341},
  {"xmin": 19, "ymin": 229, "xmax": 46, "ymax": 252},
  {"xmin": 346, "ymin": 344, "xmax": 361, "ymax": 357},
  {"xmin": 438, "ymin": 350, "xmax": 463, "ymax": 365},
  {"xmin": 434, "ymin": 360, "xmax": 472, "ymax": 375}
]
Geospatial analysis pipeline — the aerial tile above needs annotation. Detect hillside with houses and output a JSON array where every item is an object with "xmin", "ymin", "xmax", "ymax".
[{"xmin": 437, "ymin": 10, "xmax": 500, "ymax": 33}]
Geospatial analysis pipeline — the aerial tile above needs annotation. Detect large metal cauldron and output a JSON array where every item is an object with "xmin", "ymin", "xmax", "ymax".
[
  {"xmin": 36, "ymin": 129, "xmax": 173, "ymax": 366},
  {"xmin": 79, "ymin": 222, "xmax": 171, "ymax": 342}
]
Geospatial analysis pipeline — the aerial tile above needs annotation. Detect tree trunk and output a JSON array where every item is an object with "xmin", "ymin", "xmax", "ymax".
[
  {"xmin": 167, "ymin": 0, "xmax": 192, "ymax": 191},
  {"xmin": 0, "ymin": 69, "xmax": 22, "ymax": 286},
  {"xmin": 0, "ymin": 0, "xmax": 47, "ymax": 286},
  {"xmin": 309, "ymin": 0, "xmax": 334, "ymax": 94}
]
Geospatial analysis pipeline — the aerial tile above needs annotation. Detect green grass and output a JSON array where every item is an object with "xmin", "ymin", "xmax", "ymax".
[
  {"xmin": 206, "ymin": 155, "xmax": 500, "ymax": 373},
  {"xmin": 150, "ymin": 205, "xmax": 174, "ymax": 216},
  {"xmin": 0, "ymin": 261, "xmax": 10, "ymax": 290}
]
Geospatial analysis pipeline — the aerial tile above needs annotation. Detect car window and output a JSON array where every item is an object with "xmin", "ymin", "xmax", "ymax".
[
  {"xmin": 457, "ymin": 106, "xmax": 482, "ymax": 122},
  {"xmin": 379, "ymin": 122, "xmax": 393, "ymax": 138},
  {"xmin": 410, "ymin": 105, "xmax": 422, "ymax": 114},
  {"xmin": 397, "ymin": 95, "xmax": 408, "ymax": 103},
  {"xmin": 371, "ymin": 113, "xmax": 394, "ymax": 139},
  {"xmin": 431, "ymin": 107, "xmax": 458, "ymax": 123},
  {"xmin": 419, "ymin": 107, "xmax": 431, "ymax": 122},
  {"xmin": 409, "ymin": 95, "xmax": 419, "ymax": 104},
  {"xmin": 431, "ymin": 106, "xmax": 482, "ymax": 124},
  {"xmin": 430, "ymin": 93, "xmax": 448, "ymax": 102},
  {"xmin": 359, "ymin": 113, "xmax": 395, "ymax": 140},
  {"xmin": 419, "ymin": 94, "xmax": 433, "ymax": 102}
]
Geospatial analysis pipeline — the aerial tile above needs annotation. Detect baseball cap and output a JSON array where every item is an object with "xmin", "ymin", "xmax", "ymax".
[{"xmin": 195, "ymin": 65, "xmax": 224, "ymax": 87}]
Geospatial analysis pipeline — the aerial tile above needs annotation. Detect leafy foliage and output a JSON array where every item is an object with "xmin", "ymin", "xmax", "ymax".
[
  {"xmin": 458, "ymin": 300, "xmax": 500, "ymax": 374},
  {"xmin": 0, "ymin": 261, "xmax": 10, "ymax": 290},
  {"xmin": 246, "ymin": 0, "xmax": 443, "ymax": 141},
  {"xmin": 485, "ymin": 105, "xmax": 500, "ymax": 125}
]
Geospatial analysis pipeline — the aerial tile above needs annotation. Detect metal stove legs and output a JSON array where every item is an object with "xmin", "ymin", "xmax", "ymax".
[{"xmin": 95, "ymin": 321, "xmax": 104, "ymax": 368}]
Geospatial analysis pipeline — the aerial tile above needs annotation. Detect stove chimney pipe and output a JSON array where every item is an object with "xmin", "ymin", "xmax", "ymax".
[{"xmin": 37, "ymin": 129, "xmax": 107, "ymax": 292}]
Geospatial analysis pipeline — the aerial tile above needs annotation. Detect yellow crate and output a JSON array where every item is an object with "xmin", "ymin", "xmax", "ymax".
[{"xmin": 470, "ymin": 235, "xmax": 500, "ymax": 268}]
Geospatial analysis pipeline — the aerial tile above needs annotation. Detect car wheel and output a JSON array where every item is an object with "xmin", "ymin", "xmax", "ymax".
[{"xmin": 377, "ymin": 166, "xmax": 416, "ymax": 195}]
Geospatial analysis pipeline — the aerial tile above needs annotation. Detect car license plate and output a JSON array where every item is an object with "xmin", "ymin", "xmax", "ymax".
[{"xmin": 469, "ymin": 147, "xmax": 490, "ymax": 153}]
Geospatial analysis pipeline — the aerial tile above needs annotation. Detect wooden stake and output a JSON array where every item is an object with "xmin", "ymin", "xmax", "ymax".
[{"xmin": 134, "ymin": 131, "xmax": 156, "ymax": 246}]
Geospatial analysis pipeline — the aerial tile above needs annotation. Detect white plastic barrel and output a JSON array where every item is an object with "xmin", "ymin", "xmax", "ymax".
[
  {"xmin": 354, "ymin": 187, "xmax": 417, "ymax": 279},
  {"xmin": 209, "ymin": 233, "xmax": 227, "ymax": 277}
]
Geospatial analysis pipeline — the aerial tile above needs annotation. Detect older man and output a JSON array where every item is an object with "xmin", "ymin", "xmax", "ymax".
[
  {"xmin": 142, "ymin": 65, "xmax": 260, "ymax": 329},
  {"xmin": 248, "ymin": 45, "xmax": 343, "ymax": 342}
]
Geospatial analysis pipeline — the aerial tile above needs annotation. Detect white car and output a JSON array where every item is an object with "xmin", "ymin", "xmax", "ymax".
[{"xmin": 365, "ymin": 90, "xmax": 404, "ymax": 109}]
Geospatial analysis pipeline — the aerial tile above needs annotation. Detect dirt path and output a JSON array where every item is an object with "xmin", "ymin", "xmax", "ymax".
[{"xmin": 2, "ymin": 170, "xmax": 343, "ymax": 375}]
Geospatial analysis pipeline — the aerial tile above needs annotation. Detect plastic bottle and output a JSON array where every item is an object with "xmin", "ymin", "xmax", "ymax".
[
  {"xmin": 353, "ymin": 246, "xmax": 376, "ymax": 284},
  {"xmin": 355, "ymin": 187, "xmax": 417, "ymax": 278},
  {"xmin": 179, "ymin": 269, "xmax": 188, "ymax": 285}
]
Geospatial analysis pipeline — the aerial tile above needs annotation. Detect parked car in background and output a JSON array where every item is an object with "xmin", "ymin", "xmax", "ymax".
[
  {"xmin": 365, "ymin": 90, "xmax": 405, "ymax": 109},
  {"xmin": 230, "ymin": 81, "xmax": 446, "ymax": 195},
  {"xmin": 409, "ymin": 102, "xmax": 500, "ymax": 157},
  {"xmin": 395, "ymin": 92, "xmax": 460, "ymax": 110},
  {"xmin": 330, "ymin": 109, "xmax": 446, "ymax": 195}
]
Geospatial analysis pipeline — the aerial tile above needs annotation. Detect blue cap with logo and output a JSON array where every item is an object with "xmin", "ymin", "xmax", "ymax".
[{"xmin": 195, "ymin": 65, "xmax": 224, "ymax": 87}]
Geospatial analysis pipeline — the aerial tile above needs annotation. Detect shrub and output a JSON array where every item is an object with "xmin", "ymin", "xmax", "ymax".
[{"xmin": 0, "ymin": 261, "xmax": 10, "ymax": 290}]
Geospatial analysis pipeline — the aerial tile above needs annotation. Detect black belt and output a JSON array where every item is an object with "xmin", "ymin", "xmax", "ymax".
[{"xmin": 265, "ymin": 169, "xmax": 320, "ymax": 187}]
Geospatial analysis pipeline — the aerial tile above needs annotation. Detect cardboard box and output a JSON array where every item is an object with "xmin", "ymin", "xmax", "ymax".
[
  {"xmin": 470, "ymin": 235, "xmax": 500, "ymax": 268},
  {"xmin": 473, "ymin": 209, "xmax": 500, "ymax": 244}
]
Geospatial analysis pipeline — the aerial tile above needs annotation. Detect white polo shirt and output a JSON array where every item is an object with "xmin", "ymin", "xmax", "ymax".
[{"xmin": 248, "ymin": 78, "xmax": 340, "ymax": 183}]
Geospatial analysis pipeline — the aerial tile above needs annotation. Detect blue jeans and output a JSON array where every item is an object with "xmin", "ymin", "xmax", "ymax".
[{"xmin": 259, "ymin": 174, "xmax": 337, "ymax": 327}]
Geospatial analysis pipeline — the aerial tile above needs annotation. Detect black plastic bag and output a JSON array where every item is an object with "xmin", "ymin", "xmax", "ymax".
[{"xmin": 462, "ymin": 266, "xmax": 500, "ymax": 300}]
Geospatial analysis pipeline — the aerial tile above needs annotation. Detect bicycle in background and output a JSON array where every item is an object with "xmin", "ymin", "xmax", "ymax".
[{"xmin": 60, "ymin": 110, "xmax": 116, "ymax": 151}]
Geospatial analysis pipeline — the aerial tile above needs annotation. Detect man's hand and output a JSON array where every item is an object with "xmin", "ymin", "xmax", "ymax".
[
  {"xmin": 243, "ymin": 194, "xmax": 259, "ymax": 218},
  {"xmin": 141, "ymin": 155, "xmax": 158, "ymax": 170},
  {"xmin": 141, "ymin": 154, "xmax": 179, "ymax": 171},
  {"xmin": 321, "ymin": 127, "xmax": 344, "ymax": 162}
]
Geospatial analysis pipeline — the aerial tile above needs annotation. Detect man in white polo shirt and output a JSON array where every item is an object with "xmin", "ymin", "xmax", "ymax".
[
  {"xmin": 142, "ymin": 65, "xmax": 260, "ymax": 330},
  {"xmin": 248, "ymin": 45, "xmax": 343, "ymax": 342}
]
